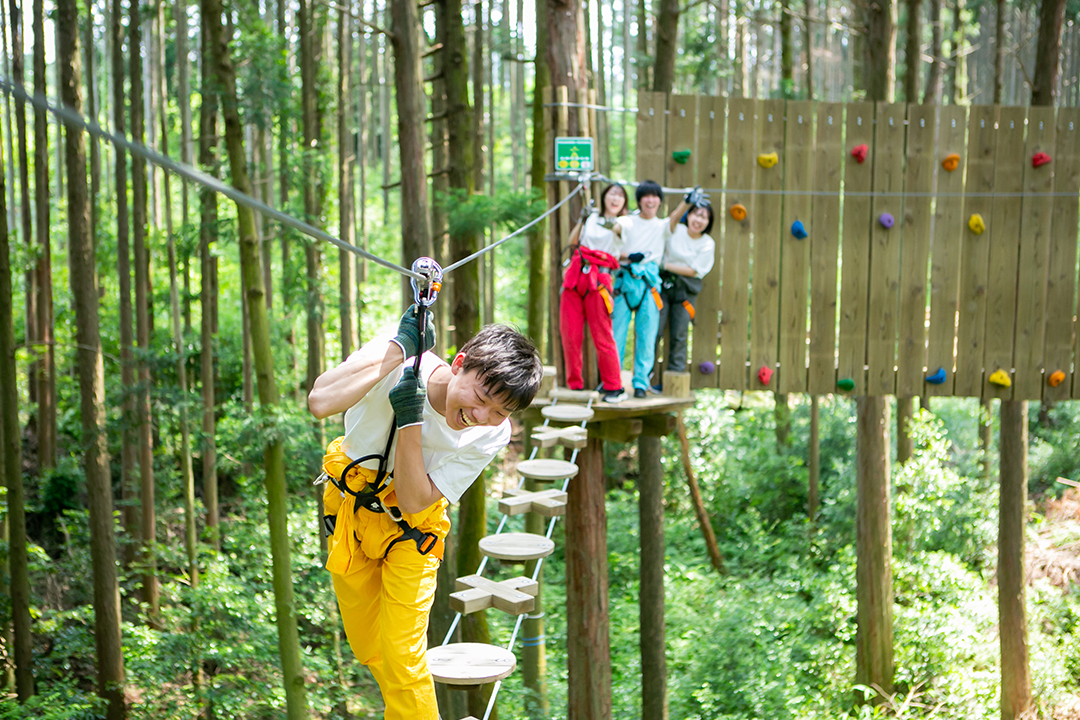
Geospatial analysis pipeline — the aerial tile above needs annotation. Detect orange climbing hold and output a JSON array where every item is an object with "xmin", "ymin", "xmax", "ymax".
[
  {"xmin": 1032, "ymin": 151, "xmax": 1052, "ymax": 168},
  {"xmin": 988, "ymin": 369, "xmax": 1011, "ymax": 388},
  {"xmin": 758, "ymin": 152, "xmax": 778, "ymax": 168},
  {"xmin": 968, "ymin": 214, "xmax": 986, "ymax": 235},
  {"xmin": 851, "ymin": 144, "xmax": 868, "ymax": 164},
  {"xmin": 757, "ymin": 366, "xmax": 773, "ymax": 386},
  {"xmin": 730, "ymin": 203, "xmax": 747, "ymax": 222},
  {"xmin": 942, "ymin": 153, "xmax": 960, "ymax": 172},
  {"xmin": 1048, "ymin": 370, "xmax": 1066, "ymax": 387}
]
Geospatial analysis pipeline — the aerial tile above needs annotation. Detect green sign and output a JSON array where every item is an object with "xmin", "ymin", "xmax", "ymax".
[{"xmin": 554, "ymin": 137, "xmax": 595, "ymax": 172}]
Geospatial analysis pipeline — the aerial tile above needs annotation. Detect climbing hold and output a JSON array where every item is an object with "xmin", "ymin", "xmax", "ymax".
[
  {"xmin": 925, "ymin": 367, "xmax": 947, "ymax": 385},
  {"xmin": 791, "ymin": 220, "xmax": 808, "ymax": 240},
  {"xmin": 988, "ymin": 369, "xmax": 1011, "ymax": 388},
  {"xmin": 757, "ymin": 366, "xmax": 773, "ymax": 386},
  {"xmin": 968, "ymin": 214, "xmax": 985, "ymax": 235},
  {"xmin": 729, "ymin": 203, "xmax": 747, "ymax": 222},
  {"xmin": 1048, "ymin": 370, "xmax": 1066, "ymax": 387},
  {"xmin": 1032, "ymin": 151, "xmax": 1052, "ymax": 168},
  {"xmin": 758, "ymin": 152, "xmax": 778, "ymax": 168},
  {"xmin": 837, "ymin": 378, "xmax": 856, "ymax": 392},
  {"xmin": 672, "ymin": 149, "xmax": 691, "ymax": 165},
  {"xmin": 942, "ymin": 153, "xmax": 960, "ymax": 172},
  {"xmin": 851, "ymin": 144, "xmax": 868, "ymax": 164},
  {"xmin": 699, "ymin": 360, "xmax": 716, "ymax": 375},
  {"xmin": 879, "ymin": 213, "xmax": 895, "ymax": 229}
]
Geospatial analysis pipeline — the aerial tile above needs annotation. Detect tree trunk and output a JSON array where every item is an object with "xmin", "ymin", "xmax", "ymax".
[
  {"xmin": 733, "ymin": 0, "xmax": 748, "ymax": 96},
  {"xmin": 337, "ymin": 9, "xmax": 355, "ymax": 361},
  {"xmin": 130, "ymin": 0, "xmax": 159, "ymax": 619},
  {"xmin": 199, "ymin": 10, "xmax": 219, "ymax": 552},
  {"xmin": 779, "ymin": 0, "xmax": 793, "ymax": 95},
  {"xmin": 998, "ymin": 400, "xmax": 1031, "ymax": 720},
  {"xmin": 653, "ymin": 0, "xmax": 679, "ymax": 93},
  {"xmin": 905, "ymin": 0, "xmax": 921, "ymax": 101},
  {"xmin": 636, "ymin": 0, "xmax": 649, "ymax": 89},
  {"xmin": 1030, "ymin": 0, "xmax": 1067, "ymax": 105},
  {"xmin": 58, "ymin": 0, "xmax": 127, "ymax": 711},
  {"xmin": 805, "ymin": 0, "xmax": 814, "ymax": 99},
  {"xmin": 676, "ymin": 414, "xmax": 723, "ymax": 572},
  {"xmin": 472, "ymin": 2, "xmax": 484, "ymax": 196},
  {"xmin": 1, "ymin": 8, "xmax": 14, "ymax": 237},
  {"xmin": 947, "ymin": 0, "xmax": 963, "ymax": 102},
  {"xmin": 855, "ymin": 396, "xmax": 894, "ymax": 699},
  {"xmin": 775, "ymin": 393, "xmax": 791, "ymax": 451},
  {"xmin": 202, "ymin": 1, "xmax": 310, "ymax": 715},
  {"xmin": 866, "ymin": 0, "xmax": 897, "ymax": 102},
  {"xmin": 639, "ymin": 435, "xmax": 669, "ymax": 720},
  {"xmin": 527, "ymin": 0, "xmax": 549, "ymax": 358},
  {"xmin": 299, "ymin": 0, "xmax": 325, "ymax": 400},
  {"xmin": 809, "ymin": 396, "xmax": 820, "ymax": 520},
  {"xmin": 923, "ymin": 0, "xmax": 942, "ymax": 101},
  {"xmin": 896, "ymin": 395, "xmax": 914, "ymax": 464},
  {"xmin": 0, "ymin": 99, "xmax": 34, "ymax": 703},
  {"xmin": 993, "ymin": 0, "xmax": 1005, "ymax": 103},
  {"xmin": 457, "ymin": 472, "xmax": 495, "ymax": 717},
  {"xmin": 390, "ymin": 0, "xmax": 433, "ymax": 305}
]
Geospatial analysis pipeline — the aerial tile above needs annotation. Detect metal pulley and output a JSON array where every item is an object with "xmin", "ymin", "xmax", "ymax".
[{"xmin": 410, "ymin": 257, "xmax": 443, "ymax": 309}]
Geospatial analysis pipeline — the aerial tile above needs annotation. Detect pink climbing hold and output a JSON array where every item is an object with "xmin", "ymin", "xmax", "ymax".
[
  {"xmin": 758, "ymin": 366, "xmax": 773, "ymax": 386},
  {"xmin": 1032, "ymin": 151, "xmax": 1052, "ymax": 168},
  {"xmin": 851, "ymin": 144, "xmax": 868, "ymax": 164}
]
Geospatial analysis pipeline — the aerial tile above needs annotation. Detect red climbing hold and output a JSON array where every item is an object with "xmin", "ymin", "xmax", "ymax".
[
  {"xmin": 757, "ymin": 366, "xmax": 773, "ymax": 386},
  {"xmin": 1032, "ymin": 151, "xmax": 1052, "ymax": 168},
  {"xmin": 851, "ymin": 144, "xmax": 868, "ymax": 164}
]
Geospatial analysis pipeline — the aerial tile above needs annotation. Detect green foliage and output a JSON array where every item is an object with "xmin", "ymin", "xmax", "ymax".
[{"xmin": 439, "ymin": 188, "xmax": 546, "ymax": 239}]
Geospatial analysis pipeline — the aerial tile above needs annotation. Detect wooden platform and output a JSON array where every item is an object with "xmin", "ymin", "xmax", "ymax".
[
  {"xmin": 426, "ymin": 643, "xmax": 517, "ymax": 685},
  {"xmin": 478, "ymin": 532, "xmax": 556, "ymax": 561},
  {"xmin": 516, "ymin": 458, "xmax": 580, "ymax": 482},
  {"xmin": 499, "ymin": 488, "xmax": 568, "ymax": 517},
  {"xmin": 450, "ymin": 574, "xmax": 539, "ymax": 615},
  {"xmin": 540, "ymin": 404, "xmax": 595, "ymax": 423}
]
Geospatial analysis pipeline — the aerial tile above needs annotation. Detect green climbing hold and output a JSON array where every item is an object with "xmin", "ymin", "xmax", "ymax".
[
  {"xmin": 672, "ymin": 149, "xmax": 691, "ymax": 164},
  {"xmin": 837, "ymin": 378, "xmax": 855, "ymax": 392}
]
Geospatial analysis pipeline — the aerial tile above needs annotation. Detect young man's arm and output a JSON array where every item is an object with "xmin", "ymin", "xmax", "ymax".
[{"xmin": 392, "ymin": 426, "xmax": 445, "ymax": 513}]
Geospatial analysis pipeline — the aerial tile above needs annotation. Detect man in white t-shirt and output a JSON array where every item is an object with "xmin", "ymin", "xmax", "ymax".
[{"xmin": 308, "ymin": 310, "xmax": 543, "ymax": 720}]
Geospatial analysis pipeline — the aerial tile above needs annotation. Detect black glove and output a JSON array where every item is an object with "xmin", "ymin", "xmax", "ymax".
[
  {"xmin": 389, "ymin": 366, "xmax": 426, "ymax": 429},
  {"xmin": 599, "ymin": 216, "xmax": 617, "ymax": 231},
  {"xmin": 392, "ymin": 304, "xmax": 436, "ymax": 359},
  {"xmin": 628, "ymin": 252, "xmax": 645, "ymax": 264}
]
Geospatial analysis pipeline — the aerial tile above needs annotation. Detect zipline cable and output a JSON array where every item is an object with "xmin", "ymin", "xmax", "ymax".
[{"xmin": 0, "ymin": 77, "xmax": 425, "ymax": 282}]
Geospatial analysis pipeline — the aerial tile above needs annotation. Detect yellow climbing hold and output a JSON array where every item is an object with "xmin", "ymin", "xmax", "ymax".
[
  {"xmin": 758, "ymin": 152, "xmax": 778, "ymax": 168},
  {"xmin": 988, "ymin": 369, "xmax": 1011, "ymax": 388},
  {"xmin": 968, "ymin": 214, "xmax": 986, "ymax": 235},
  {"xmin": 1048, "ymin": 370, "xmax": 1066, "ymax": 387}
]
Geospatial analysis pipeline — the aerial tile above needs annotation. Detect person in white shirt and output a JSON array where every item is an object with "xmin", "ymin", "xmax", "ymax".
[
  {"xmin": 612, "ymin": 180, "xmax": 667, "ymax": 398},
  {"xmin": 652, "ymin": 188, "xmax": 716, "ymax": 390},
  {"xmin": 308, "ymin": 312, "xmax": 543, "ymax": 720}
]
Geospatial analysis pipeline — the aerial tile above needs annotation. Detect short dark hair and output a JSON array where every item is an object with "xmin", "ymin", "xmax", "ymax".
[
  {"xmin": 600, "ymin": 183, "xmax": 628, "ymax": 215},
  {"xmin": 635, "ymin": 180, "xmax": 664, "ymax": 205},
  {"xmin": 681, "ymin": 202, "xmax": 715, "ymax": 235},
  {"xmin": 459, "ymin": 325, "xmax": 544, "ymax": 412}
]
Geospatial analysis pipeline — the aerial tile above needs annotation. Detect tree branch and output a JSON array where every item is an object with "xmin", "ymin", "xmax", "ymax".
[{"xmin": 315, "ymin": 0, "xmax": 393, "ymax": 38}]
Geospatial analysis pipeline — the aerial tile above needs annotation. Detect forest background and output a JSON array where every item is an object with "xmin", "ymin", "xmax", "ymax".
[{"xmin": 2, "ymin": 0, "xmax": 1080, "ymax": 717}]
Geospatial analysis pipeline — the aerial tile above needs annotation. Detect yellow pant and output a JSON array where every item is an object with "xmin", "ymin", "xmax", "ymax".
[{"xmin": 322, "ymin": 437, "xmax": 449, "ymax": 720}]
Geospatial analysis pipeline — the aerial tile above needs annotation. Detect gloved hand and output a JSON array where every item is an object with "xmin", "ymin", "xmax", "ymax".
[
  {"xmin": 684, "ymin": 186, "xmax": 707, "ymax": 207},
  {"xmin": 391, "ymin": 304, "xmax": 436, "ymax": 359},
  {"xmin": 599, "ymin": 216, "xmax": 617, "ymax": 231},
  {"xmin": 579, "ymin": 201, "xmax": 597, "ymax": 223},
  {"xmin": 628, "ymin": 252, "xmax": 645, "ymax": 264},
  {"xmin": 389, "ymin": 366, "xmax": 426, "ymax": 429}
]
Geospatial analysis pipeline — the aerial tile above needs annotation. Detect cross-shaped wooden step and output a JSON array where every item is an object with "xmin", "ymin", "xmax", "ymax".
[
  {"xmin": 499, "ymin": 488, "xmax": 567, "ymax": 517},
  {"xmin": 516, "ymin": 458, "xmax": 579, "ymax": 483},
  {"xmin": 531, "ymin": 425, "xmax": 588, "ymax": 449},
  {"xmin": 426, "ymin": 642, "xmax": 517, "ymax": 686},
  {"xmin": 549, "ymin": 388, "xmax": 600, "ymax": 403},
  {"xmin": 541, "ymin": 404, "xmax": 594, "ymax": 424},
  {"xmin": 478, "ymin": 532, "xmax": 556, "ymax": 562},
  {"xmin": 449, "ymin": 574, "xmax": 539, "ymax": 615}
]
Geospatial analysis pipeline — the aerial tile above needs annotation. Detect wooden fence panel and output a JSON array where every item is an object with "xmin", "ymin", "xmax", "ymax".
[
  {"xmin": 954, "ymin": 106, "xmax": 998, "ymax": 398},
  {"xmin": 896, "ymin": 104, "xmax": 936, "ymax": 397},
  {"xmin": 1012, "ymin": 106, "xmax": 1057, "ymax": 400},
  {"xmin": 837, "ymin": 103, "xmax": 875, "ymax": 393},
  {"xmin": 1043, "ymin": 108, "xmax": 1080, "ymax": 401},
  {"xmin": 691, "ymin": 96, "xmax": 726, "ymax": 388},
  {"xmin": 636, "ymin": 91, "xmax": 668, "ymax": 190},
  {"xmin": 778, "ymin": 101, "xmax": 814, "ymax": 393},
  {"xmin": 665, "ymin": 95, "xmax": 698, "ymax": 213},
  {"xmin": 865, "ymin": 103, "xmax": 907, "ymax": 396},
  {"xmin": 807, "ymin": 103, "xmax": 844, "ymax": 396},
  {"xmin": 719, "ymin": 98, "xmax": 757, "ymax": 390},
  {"xmin": 750, "ymin": 99, "xmax": 786, "ymax": 391},
  {"xmin": 926, "ymin": 105, "xmax": 968, "ymax": 397},
  {"xmin": 982, "ymin": 106, "xmax": 1027, "ymax": 401}
]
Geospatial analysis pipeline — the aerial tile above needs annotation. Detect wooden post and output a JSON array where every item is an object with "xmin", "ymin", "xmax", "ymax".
[
  {"xmin": 999, "ymin": 399, "xmax": 1031, "ymax": 720},
  {"xmin": 566, "ymin": 435, "xmax": 611, "ymax": 720},
  {"xmin": 855, "ymin": 395, "xmax": 893, "ymax": 699},
  {"xmin": 896, "ymin": 395, "xmax": 914, "ymax": 464},
  {"xmin": 676, "ymin": 413, "xmax": 723, "ymax": 571},
  {"xmin": 809, "ymin": 395, "xmax": 820, "ymax": 521},
  {"xmin": 639, "ymin": 433, "xmax": 668, "ymax": 720}
]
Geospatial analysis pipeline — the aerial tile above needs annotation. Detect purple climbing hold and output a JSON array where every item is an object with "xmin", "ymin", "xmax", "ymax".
[
  {"xmin": 699, "ymin": 361, "xmax": 716, "ymax": 375},
  {"xmin": 879, "ymin": 213, "xmax": 895, "ymax": 229}
]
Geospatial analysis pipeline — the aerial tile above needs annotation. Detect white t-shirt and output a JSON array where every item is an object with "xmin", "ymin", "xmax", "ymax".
[
  {"xmin": 663, "ymin": 224, "xmax": 716, "ymax": 279},
  {"xmin": 579, "ymin": 213, "xmax": 622, "ymax": 256},
  {"xmin": 616, "ymin": 214, "xmax": 667, "ymax": 264},
  {"xmin": 341, "ymin": 351, "xmax": 511, "ymax": 504}
]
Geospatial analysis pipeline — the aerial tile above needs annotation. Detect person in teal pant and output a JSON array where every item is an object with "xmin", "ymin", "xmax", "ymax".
[{"xmin": 612, "ymin": 180, "xmax": 666, "ymax": 398}]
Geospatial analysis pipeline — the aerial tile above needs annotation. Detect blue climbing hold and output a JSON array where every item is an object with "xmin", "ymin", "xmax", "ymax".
[
  {"xmin": 791, "ymin": 220, "xmax": 808, "ymax": 240},
  {"xmin": 926, "ymin": 367, "xmax": 947, "ymax": 385}
]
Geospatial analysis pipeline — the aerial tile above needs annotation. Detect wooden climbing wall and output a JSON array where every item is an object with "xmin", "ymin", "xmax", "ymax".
[{"xmin": 633, "ymin": 92, "xmax": 1080, "ymax": 400}]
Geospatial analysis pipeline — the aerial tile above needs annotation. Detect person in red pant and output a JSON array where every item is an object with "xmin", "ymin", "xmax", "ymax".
[{"xmin": 559, "ymin": 183, "xmax": 629, "ymax": 403}]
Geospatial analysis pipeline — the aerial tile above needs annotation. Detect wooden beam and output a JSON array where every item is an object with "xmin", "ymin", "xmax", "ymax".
[
  {"xmin": 640, "ymin": 413, "xmax": 676, "ymax": 437},
  {"xmin": 588, "ymin": 418, "xmax": 642, "ymax": 443}
]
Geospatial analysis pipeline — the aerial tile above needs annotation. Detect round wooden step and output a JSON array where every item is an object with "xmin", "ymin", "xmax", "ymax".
[
  {"xmin": 541, "ymin": 404, "xmax": 594, "ymax": 423},
  {"xmin": 478, "ymin": 532, "xmax": 556, "ymax": 562},
  {"xmin": 516, "ymin": 458, "xmax": 580, "ymax": 482},
  {"xmin": 427, "ymin": 642, "xmax": 517, "ymax": 685}
]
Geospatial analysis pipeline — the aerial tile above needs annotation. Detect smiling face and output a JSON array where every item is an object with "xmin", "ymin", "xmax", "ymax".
[
  {"xmin": 687, "ymin": 206, "xmax": 711, "ymax": 236},
  {"xmin": 444, "ymin": 354, "xmax": 514, "ymax": 431},
  {"xmin": 602, "ymin": 186, "xmax": 627, "ymax": 217},
  {"xmin": 638, "ymin": 193, "xmax": 662, "ymax": 219}
]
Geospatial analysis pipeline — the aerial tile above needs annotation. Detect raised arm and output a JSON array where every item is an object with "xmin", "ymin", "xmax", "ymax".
[
  {"xmin": 307, "ymin": 338, "xmax": 405, "ymax": 419},
  {"xmin": 668, "ymin": 200, "xmax": 690, "ymax": 233}
]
